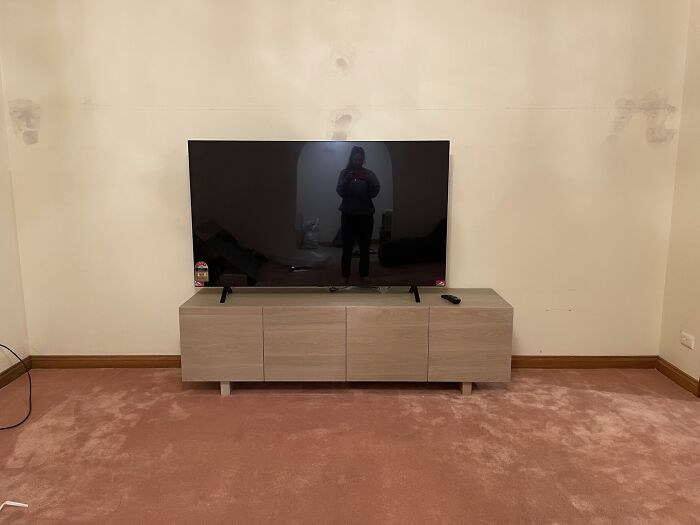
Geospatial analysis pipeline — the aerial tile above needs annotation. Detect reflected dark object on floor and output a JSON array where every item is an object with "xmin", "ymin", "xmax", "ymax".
[
  {"xmin": 352, "ymin": 248, "xmax": 377, "ymax": 256},
  {"xmin": 258, "ymin": 258, "xmax": 444, "ymax": 287},
  {"xmin": 193, "ymin": 220, "xmax": 264, "ymax": 286},
  {"xmin": 378, "ymin": 219, "xmax": 447, "ymax": 267},
  {"xmin": 341, "ymin": 213, "xmax": 373, "ymax": 278},
  {"xmin": 379, "ymin": 210, "xmax": 393, "ymax": 243},
  {"xmin": 332, "ymin": 210, "xmax": 392, "ymax": 248}
]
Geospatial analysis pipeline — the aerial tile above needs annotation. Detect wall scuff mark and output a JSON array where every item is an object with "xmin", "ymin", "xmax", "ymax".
[
  {"xmin": 330, "ymin": 109, "xmax": 356, "ymax": 140},
  {"xmin": 329, "ymin": 46, "xmax": 355, "ymax": 75},
  {"xmin": 8, "ymin": 99, "xmax": 41, "ymax": 145},
  {"xmin": 610, "ymin": 91, "xmax": 677, "ymax": 144}
]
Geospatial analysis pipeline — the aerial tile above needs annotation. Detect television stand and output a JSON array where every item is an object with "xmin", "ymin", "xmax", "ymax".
[
  {"xmin": 219, "ymin": 286, "xmax": 233, "ymax": 304},
  {"xmin": 179, "ymin": 288, "xmax": 513, "ymax": 396},
  {"xmin": 409, "ymin": 285, "xmax": 420, "ymax": 303}
]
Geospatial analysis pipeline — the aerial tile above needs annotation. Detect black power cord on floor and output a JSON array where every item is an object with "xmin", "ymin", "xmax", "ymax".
[{"xmin": 0, "ymin": 343, "xmax": 32, "ymax": 430}]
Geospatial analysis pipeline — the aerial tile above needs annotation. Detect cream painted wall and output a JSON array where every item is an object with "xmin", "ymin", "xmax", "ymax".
[
  {"xmin": 0, "ymin": 0, "xmax": 691, "ymax": 358},
  {"xmin": 659, "ymin": 0, "xmax": 700, "ymax": 380},
  {"xmin": 0, "ymin": 55, "xmax": 29, "ymax": 373}
]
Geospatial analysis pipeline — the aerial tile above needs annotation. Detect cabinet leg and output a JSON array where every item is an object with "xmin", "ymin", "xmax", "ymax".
[
  {"xmin": 220, "ymin": 381, "xmax": 231, "ymax": 396},
  {"xmin": 460, "ymin": 382, "xmax": 472, "ymax": 396}
]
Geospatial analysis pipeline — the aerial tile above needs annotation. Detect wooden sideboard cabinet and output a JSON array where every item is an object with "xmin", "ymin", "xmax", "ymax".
[{"xmin": 179, "ymin": 288, "xmax": 513, "ymax": 396}]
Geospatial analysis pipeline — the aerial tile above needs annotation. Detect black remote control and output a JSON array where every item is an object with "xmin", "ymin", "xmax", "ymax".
[{"xmin": 441, "ymin": 294, "xmax": 461, "ymax": 304}]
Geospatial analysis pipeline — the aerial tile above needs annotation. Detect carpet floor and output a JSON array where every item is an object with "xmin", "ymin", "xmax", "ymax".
[{"xmin": 0, "ymin": 368, "xmax": 699, "ymax": 524}]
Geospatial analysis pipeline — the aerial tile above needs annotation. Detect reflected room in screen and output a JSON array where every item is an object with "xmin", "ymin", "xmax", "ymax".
[{"xmin": 187, "ymin": 140, "xmax": 449, "ymax": 288}]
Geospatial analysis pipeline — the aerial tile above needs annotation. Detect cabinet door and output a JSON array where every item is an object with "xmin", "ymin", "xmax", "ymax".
[
  {"xmin": 180, "ymin": 307, "xmax": 263, "ymax": 381},
  {"xmin": 428, "ymin": 307, "xmax": 512, "ymax": 382},
  {"xmin": 263, "ymin": 307, "xmax": 346, "ymax": 381},
  {"xmin": 347, "ymin": 307, "xmax": 429, "ymax": 381}
]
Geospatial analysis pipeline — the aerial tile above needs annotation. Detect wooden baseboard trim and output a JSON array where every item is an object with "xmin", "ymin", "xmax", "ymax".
[
  {"xmin": 31, "ymin": 355, "xmax": 181, "ymax": 369},
  {"xmin": 512, "ymin": 355, "xmax": 658, "ymax": 369},
  {"xmin": 655, "ymin": 357, "xmax": 700, "ymax": 396},
  {"xmin": 16, "ymin": 355, "xmax": 659, "ymax": 372},
  {"xmin": 0, "ymin": 356, "xmax": 32, "ymax": 390},
  {"xmin": 4, "ymin": 355, "xmax": 697, "ymax": 398}
]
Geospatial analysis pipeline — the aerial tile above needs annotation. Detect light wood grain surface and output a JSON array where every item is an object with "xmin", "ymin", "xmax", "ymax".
[
  {"xmin": 181, "ymin": 287, "xmax": 512, "ymax": 309},
  {"xmin": 346, "ymin": 307, "xmax": 429, "ymax": 381},
  {"xmin": 180, "ymin": 307, "xmax": 263, "ymax": 381},
  {"xmin": 428, "ymin": 308, "xmax": 513, "ymax": 382},
  {"xmin": 263, "ymin": 306, "xmax": 346, "ymax": 381},
  {"xmin": 180, "ymin": 288, "xmax": 513, "ymax": 386}
]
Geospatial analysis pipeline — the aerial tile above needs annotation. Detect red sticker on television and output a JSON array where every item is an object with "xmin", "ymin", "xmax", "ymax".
[
  {"xmin": 194, "ymin": 261, "xmax": 209, "ymax": 284},
  {"xmin": 435, "ymin": 279, "xmax": 446, "ymax": 287}
]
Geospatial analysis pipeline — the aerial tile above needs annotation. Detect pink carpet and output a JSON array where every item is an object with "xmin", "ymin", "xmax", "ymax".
[{"xmin": 1, "ymin": 369, "xmax": 699, "ymax": 524}]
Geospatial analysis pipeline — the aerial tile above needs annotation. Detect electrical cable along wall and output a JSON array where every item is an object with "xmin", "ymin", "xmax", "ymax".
[{"xmin": 0, "ymin": 343, "xmax": 31, "ymax": 430}]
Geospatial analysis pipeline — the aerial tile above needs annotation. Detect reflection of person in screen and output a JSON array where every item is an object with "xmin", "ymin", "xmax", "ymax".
[{"xmin": 336, "ymin": 146, "xmax": 381, "ymax": 283}]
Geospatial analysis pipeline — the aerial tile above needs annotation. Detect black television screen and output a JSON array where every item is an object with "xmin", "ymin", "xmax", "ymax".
[{"xmin": 187, "ymin": 140, "xmax": 449, "ymax": 287}]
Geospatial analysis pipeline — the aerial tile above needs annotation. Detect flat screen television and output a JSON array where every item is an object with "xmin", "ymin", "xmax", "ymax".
[{"xmin": 187, "ymin": 140, "xmax": 449, "ymax": 288}]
